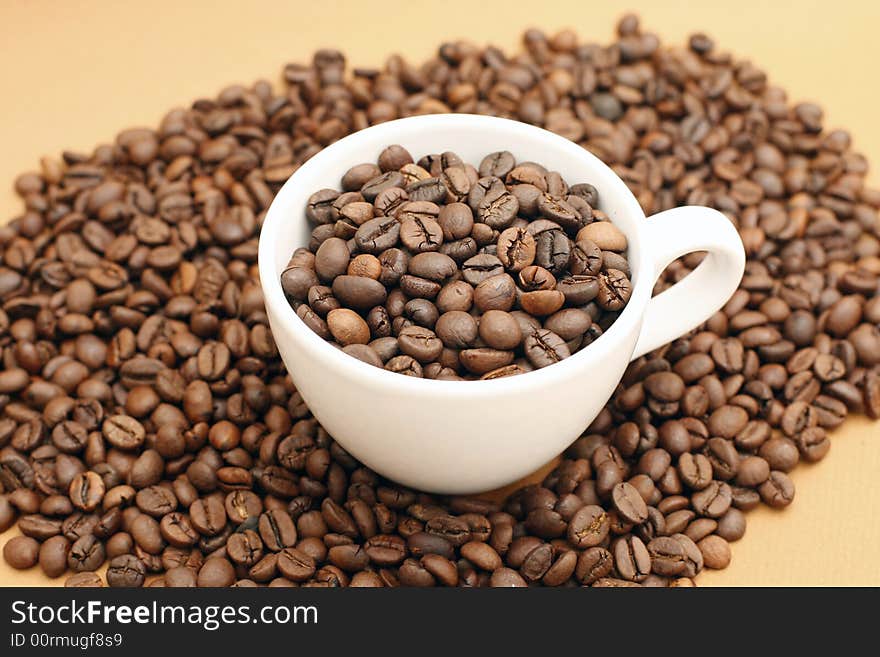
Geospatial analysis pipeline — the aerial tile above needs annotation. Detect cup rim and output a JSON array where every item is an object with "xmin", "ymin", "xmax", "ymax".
[{"xmin": 258, "ymin": 114, "xmax": 653, "ymax": 396}]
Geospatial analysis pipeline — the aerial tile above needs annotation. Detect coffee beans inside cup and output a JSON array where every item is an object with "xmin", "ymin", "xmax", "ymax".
[
  {"xmin": 0, "ymin": 13, "xmax": 878, "ymax": 587},
  {"xmin": 282, "ymin": 149, "xmax": 632, "ymax": 379}
]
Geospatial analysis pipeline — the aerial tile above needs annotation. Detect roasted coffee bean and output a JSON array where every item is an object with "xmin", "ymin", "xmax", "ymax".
[
  {"xmin": 759, "ymin": 437, "xmax": 800, "ymax": 472},
  {"xmin": 190, "ymin": 497, "xmax": 227, "ymax": 537},
  {"xmin": 69, "ymin": 471, "xmax": 105, "ymax": 512},
  {"xmin": 532, "ymin": 224, "xmax": 571, "ymax": 274},
  {"xmin": 524, "ymin": 328, "xmax": 571, "ymax": 368},
  {"xmin": 575, "ymin": 546, "xmax": 614, "ymax": 584},
  {"xmin": 436, "ymin": 311, "xmax": 478, "ymax": 349},
  {"xmin": 459, "ymin": 348, "xmax": 514, "ymax": 375},
  {"xmin": 131, "ymin": 514, "xmax": 164, "ymax": 554},
  {"xmin": 197, "ymin": 557, "xmax": 236, "ymax": 587},
  {"xmin": 38, "ymin": 535, "xmax": 71, "ymax": 578},
  {"xmin": 691, "ymin": 481, "xmax": 733, "ymax": 518},
  {"xmin": 107, "ymin": 554, "xmax": 147, "ymax": 587},
  {"xmin": 164, "ymin": 566, "xmax": 198, "ymax": 588},
  {"xmin": 578, "ymin": 222, "xmax": 627, "ymax": 252},
  {"xmin": 678, "ymin": 453, "xmax": 713, "ymax": 490},
  {"xmin": 160, "ymin": 512, "xmax": 198, "ymax": 548},
  {"xmin": 332, "ymin": 276, "xmax": 387, "ymax": 311},
  {"xmin": 355, "ymin": 217, "xmax": 400, "ymax": 254},
  {"xmin": 796, "ymin": 427, "xmax": 831, "ymax": 462},
  {"xmin": 103, "ymin": 415, "xmax": 145, "ymax": 450},
  {"xmin": 671, "ymin": 533, "xmax": 704, "ymax": 578},
  {"xmin": 462, "ymin": 254, "xmax": 504, "ymax": 286},
  {"xmin": 698, "ymin": 535, "xmax": 731, "ymax": 570},
  {"xmin": 277, "ymin": 547, "xmax": 316, "ymax": 582},
  {"xmin": 227, "ymin": 530, "xmax": 264, "ymax": 568},
  {"xmin": 611, "ymin": 482, "xmax": 648, "ymax": 524},
  {"xmin": 736, "ymin": 456, "xmax": 770, "ymax": 487},
  {"xmin": 716, "ymin": 509, "xmax": 747, "ymax": 542},
  {"xmin": 65, "ymin": 572, "xmax": 104, "ymax": 588},
  {"xmin": 67, "ymin": 535, "xmax": 106, "ymax": 572},
  {"xmin": 496, "ymin": 227, "xmax": 536, "ymax": 273},
  {"xmin": 3, "ymin": 535, "xmax": 40, "ymax": 569},
  {"xmin": 613, "ymin": 535, "xmax": 650, "ymax": 582},
  {"xmin": 397, "ymin": 326, "xmax": 444, "ymax": 363},
  {"xmin": 647, "ymin": 536, "xmax": 687, "ymax": 576},
  {"xmin": 567, "ymin": 505, "xmax": 610, "ymax": 548},
  {"xmin": 596, "ymin": 269, "xmax": 632, "ymax": 311},
  {"xmin": 758, "ymin": 471, "xmax": 796, "ymax": 508},
  {"xmin": 259, "ymin": 509, "xmax": 298, "ymax": 552}
]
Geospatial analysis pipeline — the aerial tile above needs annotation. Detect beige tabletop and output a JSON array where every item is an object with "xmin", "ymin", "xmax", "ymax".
[{"xmin": 1, "ymin": 0, "xmax": 878, "ymax": 586}]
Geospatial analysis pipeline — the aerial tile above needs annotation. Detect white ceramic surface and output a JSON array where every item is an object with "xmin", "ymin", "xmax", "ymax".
[{"xmin": 258, "ymin": 114, "xmax": 745, "ymax": 494}]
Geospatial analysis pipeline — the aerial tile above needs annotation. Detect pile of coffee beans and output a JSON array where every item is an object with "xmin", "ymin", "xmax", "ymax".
[
  {"xmin": 1, "ymin": 14, "xmax": 878, "ymax": 586},
  {"xmin": 283, "ymin": 148, "xmax": 631, "ymax": 379}
]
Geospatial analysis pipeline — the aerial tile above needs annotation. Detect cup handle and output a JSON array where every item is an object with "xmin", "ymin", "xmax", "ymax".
[{"xmin": 631, "ymin": 206, "xmax": 746, "ymax": 360}]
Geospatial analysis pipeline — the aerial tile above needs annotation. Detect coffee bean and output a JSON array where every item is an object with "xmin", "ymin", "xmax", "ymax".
[
  {"xmin": 678, "ymin": 453, "xmax": 713, "ymax": 490},
  {"xmin": 577, "ymin": 222, "xmax": 627, "ymax": 252},
  {"xmin": 38, "ymin": 535, "xmax": 71, "ymax": 578},
  {"xmin": 473, "ymin": 274, "xmax": 517, "ymax": 313},
  {"xmin": 327, "ymin": 309, "xmax": 370, "ymax": 346},
  {"xmin": 197, "ymin": 557, "xmax": 236, "ymax": 587},
  {"xmin": 647, "ymin": 536, "xmax": 687, "ymax": 576},
  {"xmin": 479, "ymin": 151, "xmax": 516, "ymax": 178},
  {"xmin": 544, "ymin": 308, "xmax": 592, "ymax": 341},
  {"xmin": 65, "ymin": 572, "xmax": 104, "ymax": 588},
  {"xmin": 190, "ymin": 497, "xmax": 227, "ymax": 537},
  {"xmin": 613, "ymin": 535, "xmax": 650, "ymax": 582},
  {"xmin": 259, "ymin": 509, "xmax": 298, "ymax": 552},
  {"xmin": 759, "ymin": 437, "xmax": 800, "ymax": 472},
  {"xmin": 671, "ymin": 533, "xmax": 704, "ymax": 578},
  {"xmin": 611, "ymin": 482, "xmax": 649, "ymax": 524},
  {"xmin": 277, "ymin": 547, "xmax": 316, "ymax": 582},
  {"xmin": 160, "ymin": 512, "xmax": 198, "ymax": 548},
  {"xmin": 524, "ymin": 328, "xmax": 571, "ymax": 368},
  {"xmin": 331, "ymin": 276, "xmax": 387, "ymax": 311},
  {"xmin": 69, "ymin": 471, "xmax": 105, "ymax": 512},
  {"xmin": 716, "ymin": 509, "xmax": 747, "ymax": 542},
  {"xmin": 478, "ymin": 311, "xmax": 522, "ymax": 350},
  {"xmin": 315, "ymin": 237, "xmax": 351, "ymax": 282},
  {"xmin": 131, "ymin": 513, "xmax": 164, "ymax": 554},
  {"xmin": 377, "ymin": 145, "xmax": 413, "ymax": 172},
  {"xmin": 3, "ymin": 535, "xmax": 39, "ymax": 569},
  {"xmin": 698, "ymin": 535, "xmax": 731, "ymax": 570},
  {"xmin": 397, "ymin": 326, "xmax": 443, "ymax": 363},
  {"xmin": 107, "ymin": 554, "xmax": 147, "ymax": 587},
  {"xmin": 735, "ymin": 456, "xmax": 770, "ymax": 487},
  {"xmin": 574, "ymin": 549, "xmax": 613, "ymax": 587},
  {"xmin": 691, "ymin": 481, "xmax": 733, "ymax": 518},
  {"xmin": 567, "ymin": 505, "xmax": 610, "ymax": 548},
  {"xmin": 496, "ymin": 227, "xmax": 536, "ymax": 272},
  {"xmin": 355, "ymin": 217, "xmax": 400, "ymax": 254},
  {"xmin": 462, "ymin": 254, "xmax": 504, "ymax": 286},
  {"xmin": 103, "ymin": 415, "xmax": 145, "ymax": 450},
  {"xmin": 597, "ymin": 269, "xmax": 632, "ymax": 311},
  {"xmin": 758, "ymin": 471, "xmax": 796, "ymax": 508},
  {"xmin": 67, "ymin": 535, "xmax": 105, "ymax": 572},
  {"xmin": 165, "ymin": 566, "xmax": 198, "ymax": 588},
  {"xmin": 435, "ymin": 311, "xmax": 478, "ymax": 349}
]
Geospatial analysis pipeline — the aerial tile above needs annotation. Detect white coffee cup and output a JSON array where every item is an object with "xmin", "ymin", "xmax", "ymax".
[{"xmin": 258, "ymin": 114, "xmax": 745, "ymax": 494}]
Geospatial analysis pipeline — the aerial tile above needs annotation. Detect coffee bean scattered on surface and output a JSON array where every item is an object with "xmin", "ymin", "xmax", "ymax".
[
  {"xmin": 282, "ymin": 149, "xmax": 631, "ymax": 379},
  {"xmin": 1, "ymin": 13, "xmax": 879, "ymax": 587}
]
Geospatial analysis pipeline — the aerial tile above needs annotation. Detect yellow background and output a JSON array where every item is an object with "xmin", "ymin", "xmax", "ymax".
[{"xmin": 1, "ymin": 0, "xmax": 878, "ymax": 586}]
